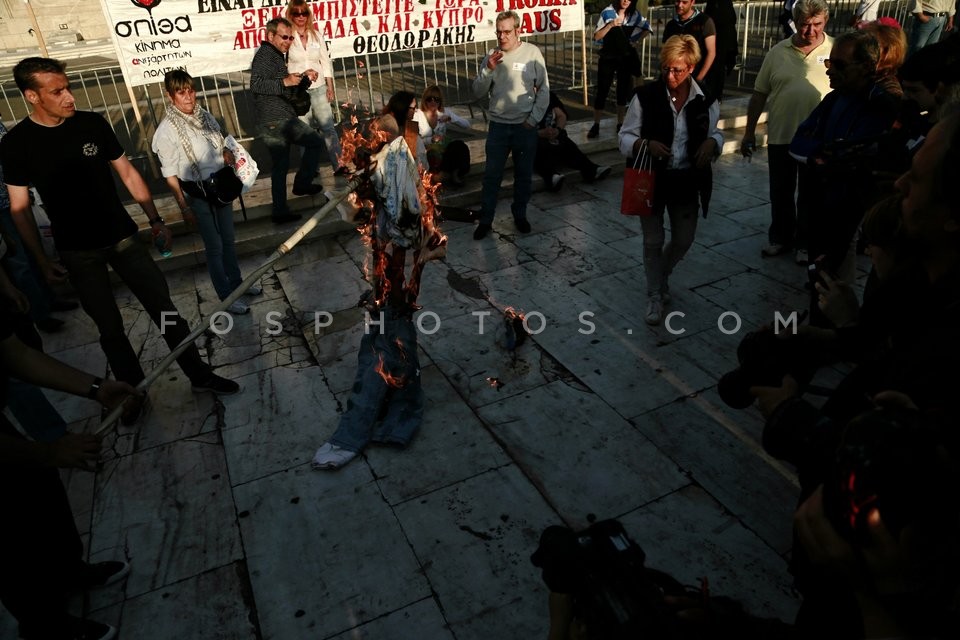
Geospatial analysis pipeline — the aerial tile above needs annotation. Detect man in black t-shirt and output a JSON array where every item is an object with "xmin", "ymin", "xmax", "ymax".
[
  {"xmin": 0, "ymin": 58, "xmax": 239, "ymax": 425},
  {"xmin": 663, "ymin": 0, "xmax": 722, "ymax": 102}
]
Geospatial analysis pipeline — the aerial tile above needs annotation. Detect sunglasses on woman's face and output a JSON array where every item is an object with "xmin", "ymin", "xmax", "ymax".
[
  {"xmin": 425, "ymin": 97, "xmax": 440, "ymax": 104},
  {"xmin": 291, "ymin": 10, "xmax": 310, "ymax": 17}
]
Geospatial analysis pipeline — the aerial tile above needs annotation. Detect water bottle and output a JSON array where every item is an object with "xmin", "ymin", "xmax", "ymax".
[{"xmin": 152, "ymin": 227, "xmax": 172, "ymax": 258}]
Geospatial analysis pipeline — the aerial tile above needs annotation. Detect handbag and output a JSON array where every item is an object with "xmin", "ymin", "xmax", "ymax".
[
  {"xmin": 224, "ymin": 134, "xmax": 258, "ymax": 194},
  {"xmin": 287, "ymin": 77, "xmax": 311, "ymax": 116},
  {"xmin": 621, "ymin": 141, "xmax": 655, "ymax": 217}
]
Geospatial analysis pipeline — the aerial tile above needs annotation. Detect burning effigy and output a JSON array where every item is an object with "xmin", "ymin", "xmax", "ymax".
[{"xmin": 312, "ymin": 107, "xmax": 447, "ymax": 471}]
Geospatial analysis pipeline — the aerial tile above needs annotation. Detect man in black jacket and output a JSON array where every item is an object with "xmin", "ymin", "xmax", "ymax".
[{"xmin": 250, "ymin": 17, "xmax": 325, "ymax": 223}]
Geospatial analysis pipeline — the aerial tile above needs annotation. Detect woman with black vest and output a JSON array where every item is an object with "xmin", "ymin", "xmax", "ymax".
[{"xmin": 618, "ymin": 35, "xmax": 723, "ymax": 326}]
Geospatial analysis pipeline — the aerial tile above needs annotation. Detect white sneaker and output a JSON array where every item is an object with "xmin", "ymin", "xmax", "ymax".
[
  {"xmin": 593, "ymin": 165, "xmax": 611, "ymax": 181},
  {"xmin": 311, "ymin": 442, "xmax": 358, "ymax": 470},
  {"xmin": 645, "ymin": 299, "xmax": 663, "ymax": 326},
  {"xmin": 550, "ymin": 174, "xmax": 565, "ymax": 190},
  {"xmin": 226, "ymin": 300, "xmax": 250, "ymax": 315},
  {"xmin": 761, "ymin": 243, "xmax": 788, "ymax": 257},
  {"xmin": 795, "ymin": 249, "xmax": 808, "ymax": 265},
  {"xmin": 245, "ymin": 283, "xmax": 263, "ymax": 296}
]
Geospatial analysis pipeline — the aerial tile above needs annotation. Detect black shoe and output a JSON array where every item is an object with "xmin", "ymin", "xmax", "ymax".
[
  {"xmin": 515, "ymin": 218, "xmax": 531, "ymax": 233},
  {"xmin": 71, "ymin": 560, "xmax": 130, "ymax": 590},
  {"xmin": 587, "ymin": 122, "xmax": 599, "ymax": 138},
  {"xmin": 292, "ymin": 184, "xmax": 324, "ymax": 196},
  {"xmin": 36, "ymin": 317, "xmax": 65, "ymax": 333},
  {"xmin": 473, "ymin": 223, "xmax": 492, "ymax": 240},
  {"xmin": 271, "ymin": 213, "xmax": 303, "ymax": 224},
  {"xmin": 192, "ymin": 373, "xmax": 240, "ymax": 395},
  {"xmin": 51, "ymin": 298, "xmax": 80, "ymax": 312}
]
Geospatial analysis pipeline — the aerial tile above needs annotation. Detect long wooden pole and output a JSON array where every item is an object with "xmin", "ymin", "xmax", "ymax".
[
  {"xmin": 95, "ymin": 175, "xmax": 365, "ymax": 436},
  {"xmin": 23, "ymin": 0, "xmax": 49, "ymax": 57}
]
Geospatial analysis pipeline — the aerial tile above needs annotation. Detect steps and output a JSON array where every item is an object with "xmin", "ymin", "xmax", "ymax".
[{"xmin": 127, "ymin": 95, "xmax": 765, "ymax": 274}]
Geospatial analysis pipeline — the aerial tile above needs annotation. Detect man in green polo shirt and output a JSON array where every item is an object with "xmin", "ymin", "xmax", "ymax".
[{"xmin": 740, "ymin": 0, "xmax": 833, "ymax": 264}]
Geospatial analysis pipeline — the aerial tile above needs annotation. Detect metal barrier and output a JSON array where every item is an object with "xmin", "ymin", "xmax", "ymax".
[{"xmin": 0, "ymin": 1, "xmax": 914, "ymax": 180}]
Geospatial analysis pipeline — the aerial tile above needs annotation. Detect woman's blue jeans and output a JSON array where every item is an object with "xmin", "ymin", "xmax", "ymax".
[{"xmin": 187, "ymin": 196, "xmax": 242, "ymax": 301}]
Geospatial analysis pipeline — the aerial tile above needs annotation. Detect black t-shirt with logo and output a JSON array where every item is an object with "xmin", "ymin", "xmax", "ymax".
[{"xmin": 0, "ymin": 111, "xmax": 137, "ymax": 251}]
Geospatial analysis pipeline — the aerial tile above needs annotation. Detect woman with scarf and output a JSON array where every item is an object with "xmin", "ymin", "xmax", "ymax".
[
  {"xmin": 618, "ymin": 35, "xmax": 723, "ymax": 327},
  {"xmin": 285, "ymin": 0, "xmax": 345, "ymax": 174},
  {"xmin": 152, "ymin": 70, "xmax": 260, "ymax": 315}
]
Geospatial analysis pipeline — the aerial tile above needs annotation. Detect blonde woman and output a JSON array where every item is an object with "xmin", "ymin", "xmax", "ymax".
[{"xmin": 285, "ymin": 0, "xmax": 345, "ymax": 173}]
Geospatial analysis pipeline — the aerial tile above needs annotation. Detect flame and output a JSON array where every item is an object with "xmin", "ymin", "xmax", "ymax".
[
  {"xmin": 504, "ymin": 306, "xmax": 525, "ymax": 322},
  {"xmin": 374, "ymin": 354, "xmax": 405, "ymax": 388},
  {"xmin": 485, "ymin": 377, "xmax": 503, "ymax": 390}
]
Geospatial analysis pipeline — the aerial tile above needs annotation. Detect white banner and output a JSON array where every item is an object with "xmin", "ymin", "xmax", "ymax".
[{"xmin": 98, "ymin": 0, "xmax": 584, "ymax": 87}]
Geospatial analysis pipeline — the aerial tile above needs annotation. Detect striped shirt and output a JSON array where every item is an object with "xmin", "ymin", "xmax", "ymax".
[{"xmin": 250, "ymin": 41, "xmax": 297, "ymax": 124}]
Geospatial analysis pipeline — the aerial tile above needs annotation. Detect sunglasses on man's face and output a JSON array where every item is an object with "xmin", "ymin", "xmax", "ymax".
[{"xmin": 276, "ymin": 34, "xmax": 295, "ymax": 41}]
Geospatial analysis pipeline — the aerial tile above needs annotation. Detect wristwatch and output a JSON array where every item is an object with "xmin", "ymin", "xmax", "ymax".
[
  {"xmin": 150, "ymin": 216, "xmax": 165, "ymax": 226},
  {"xmin": 86, "ymin": 376, "xmax": 103, "ymax": 400}
]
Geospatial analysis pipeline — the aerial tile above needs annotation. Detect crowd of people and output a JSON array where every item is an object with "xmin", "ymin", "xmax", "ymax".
[{"xmin": 2, "ymin": 1, "xmax": 960, "ymax": 638}]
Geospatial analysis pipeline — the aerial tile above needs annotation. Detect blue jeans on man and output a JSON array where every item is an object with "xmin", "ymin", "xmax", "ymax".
[
  {"xmin": 303, "ymin": 87, "xmax": 342, "ymax": 169},
  {"xmin": 480, "ymin": 121, "xmax": 539, "ymax": 225},
  {"xmin": 258, "ymin": 118, "xmax": 325, "ymax": 217},
  {"xmin": 909, "ymin": 14, "xmax": 948, "ymax": 55}
]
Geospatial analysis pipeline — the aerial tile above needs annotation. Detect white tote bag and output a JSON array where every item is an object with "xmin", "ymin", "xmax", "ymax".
[{"xmin": 224, "ymin": 135, "xmax": 259, "ymax": 194}]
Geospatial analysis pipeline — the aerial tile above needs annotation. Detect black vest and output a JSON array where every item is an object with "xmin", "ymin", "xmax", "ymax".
[{"xmin": 632, "ymin": 79, "xmax": 714, "ymax": 216}]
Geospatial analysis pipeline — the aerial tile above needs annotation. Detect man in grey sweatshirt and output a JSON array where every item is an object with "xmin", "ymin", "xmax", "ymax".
[{"xmin": 471, "ymin": 11, "xmax": 550, "ymax": 240}]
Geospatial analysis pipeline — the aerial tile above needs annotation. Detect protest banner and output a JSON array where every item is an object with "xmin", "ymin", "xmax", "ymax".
[{"xmin": 99, "ymin": 0, "xmax": 584, "ymax": 87}]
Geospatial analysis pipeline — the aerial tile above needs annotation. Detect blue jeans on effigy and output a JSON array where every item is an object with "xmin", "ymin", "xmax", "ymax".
[
  {"xmin": 329, "ymin": 310, "xmax": 424, "ymax": 453},
  {"xmin": 258, "ymin": 118, "xmax": 325, "ymax": 216},
  {"xmin": 908, "ymin": 15, "xmax": 947, "ymax": 55},
  {"xmin": 187, "ymin": 196, "xmax": 242, "ymax": 301},
  {"xmin": 480, "ymin": 121, "xmax": 538, "ymax": 225},
  {"xmin": 0, "ymin": 206, "xmax": 54, "ymax": 323},
  {"xmin": 301, "ymin": 87, "xmax": 343, "ymax": 168}
]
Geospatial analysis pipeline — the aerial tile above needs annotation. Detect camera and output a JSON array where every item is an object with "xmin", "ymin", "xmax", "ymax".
[
  {"xmin": 717, "ymin": 329, "xmax": 819, "ymax": 410},
  {"xmin": 531, "ymin": 519, "xmax": 682, "ymax": 639}
]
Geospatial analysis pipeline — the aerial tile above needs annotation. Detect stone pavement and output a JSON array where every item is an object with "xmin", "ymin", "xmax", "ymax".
[{"xmin": 2, "ymin": 133, "xmax": 842, "ymax": 639}]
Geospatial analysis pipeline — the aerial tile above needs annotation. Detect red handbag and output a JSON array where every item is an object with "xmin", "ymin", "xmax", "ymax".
[{"xmin": 620, "ymin": 141, "xmax": 655, "ymax": 217}]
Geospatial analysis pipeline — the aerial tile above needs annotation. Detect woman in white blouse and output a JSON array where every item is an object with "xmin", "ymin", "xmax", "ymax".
[
  {"xmin": 411, "ymin": 85, "xmax": 472, "ymax": 186},
  {"xmin": 285, "ymin": 0, "xmax": 345, "ymax": 174},
  {"xmin": 152, "ymin": 70, "xmax": 259, "ymax": 315}
]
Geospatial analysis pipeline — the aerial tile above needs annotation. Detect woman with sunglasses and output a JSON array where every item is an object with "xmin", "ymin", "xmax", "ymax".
[
  {"xmin": 411, "ymin": 86, "xmax": 472, "ymax": 186},
  {"xmin": 284, "ymin": 0, "xmax": 346, "ymax": 174},
  {"xmin": 618, "ymin": 35, "xmax": 722, "ymax": 327}
]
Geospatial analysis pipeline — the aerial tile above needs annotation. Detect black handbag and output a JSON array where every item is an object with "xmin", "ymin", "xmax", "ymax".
[
  {"xmin": 180, "ymin": 166, "xmax": 242, "ymax": 206},
  {"xmin": 287, "ymin": 76, "xmax": 311, "ymax": 116}
]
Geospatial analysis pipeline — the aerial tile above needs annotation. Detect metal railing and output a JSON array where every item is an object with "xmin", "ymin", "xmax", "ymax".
[{"xmin": 0, "ymin": 1, "xmax": 914, "ymax": 181}]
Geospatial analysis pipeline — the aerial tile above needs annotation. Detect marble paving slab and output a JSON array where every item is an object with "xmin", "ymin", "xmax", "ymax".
[
  {"xmin": 514, "ymin": 224, "xmax": 640, "ymax": 284},
  {"xmin": 631, "ymin": 395, "xmax": 799, "ymax": 553},
  {"xmin": 233, "ymin": 464, "xmax": 430, "ymax": 639},
  {"xmin": 38, "ymin": 305, "xmax": 101, "ymax": 354},
  {"xmin": 222, "ymin": 365, "xmax": 339, "ymax": 485},
  {"xmin": 415, "ymin": 263, "xmax": 492, "ymax": 323},
  {"xmin": 417, "ymin": 312, "xmax": 567, "ymax": 408},
  {"xmin": 619, "ymin": 484, "xmax": 800, "ymax": 621},
  {"xmin": 327, "ymin": 598, "xmax": 453, "ymax": 640},
  {"xmin": 276, "ymin": 253, "xmax": 369, "ymax": 317},
  {"xmin": 722, "ymin": 202, "xmax": 773, "ymax": 234},
  {"xmin": 116, "ymin": 562, "xmax": 258, "ymax": 640},
  {"xmin": 695, "ymin": 211, "xmax": 767, "ymax": 249},
  {"xmin": 707, "ymin": 182, "xmax": 770, "ymax": 217},
  {"xmin": 393, "ymin": 465, "xmax": 558, "ymax": 640},
  {"xmin": 438, "ymin": 224, "xmax": 534, "ymax": 280},
  {"xmin": 477, "ymin": 379, "xmax": 689, "ymax": 526},
  {"xmin": 562, "ymin": 200, "xmax": 642, "ymax": 245},
  {"xmin": 272, "ymin": 234, "xmax": 349, "ymax": 270},
  {"xmin": 364, "ymin": 365, "xmax": 511, "ymax": 505},
  {"xmin": 693, "ymin": 270, "xmax": 809, "ymax": 331},
  {"xmin": 89, "ymin": 437, "xmax": 243, "ymax": 600}
]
